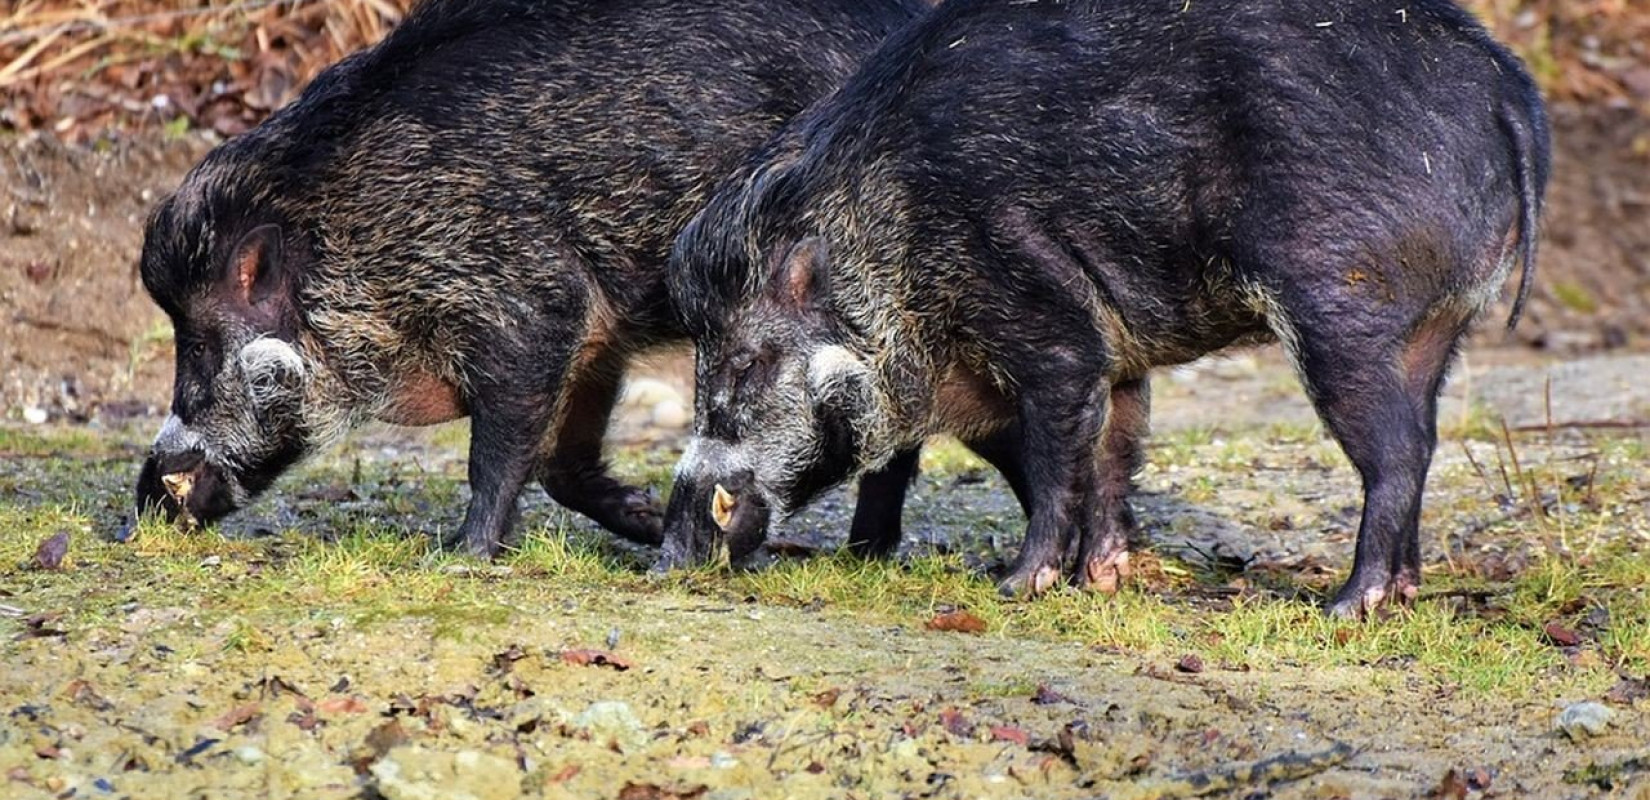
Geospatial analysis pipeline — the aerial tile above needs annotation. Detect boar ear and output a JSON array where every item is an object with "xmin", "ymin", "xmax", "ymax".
[
  {"xmin": 775, "ymin": 236, "xmax": 829, "ymax": 310},
  {"xmin": 227, "ymin": 224, "xmax": 285, "ymax": 308}
]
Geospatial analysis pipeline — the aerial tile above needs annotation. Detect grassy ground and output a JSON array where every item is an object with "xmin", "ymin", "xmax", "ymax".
[{"xmin": 1, "ymin": 416, "xmax": 1647, "ymax": 798}]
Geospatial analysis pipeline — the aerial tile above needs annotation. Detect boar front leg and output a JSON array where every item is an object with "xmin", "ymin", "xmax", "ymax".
[
  {"xmin": 538, "ymin": 347, "xmax": 664, "ymax": 545},
  {"xmin": 444, "ymin": 365, "xmax": 564, "ymax": 559},
  {"xmin": 999, "ymin": 364, "xmax": 1110, "ymax": 598},
  {"xmin": 1074, "ymin": 377, "xmax": 1149, "ymax": 593}
]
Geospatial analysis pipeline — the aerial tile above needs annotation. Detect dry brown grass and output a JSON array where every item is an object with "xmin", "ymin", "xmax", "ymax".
[
  {"xmin": 1, "ymin": 0, "xmax": 416, "ymax": 140},
  {"xmin": 1, "ymin": 0, "xmax": 1646, "ymax": 142}
]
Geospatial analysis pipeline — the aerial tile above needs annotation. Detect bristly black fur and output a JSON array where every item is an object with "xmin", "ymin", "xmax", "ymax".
[
  {"xmin": 135, "ymin": 0, "xmax": 926, "ymax": 556},
  {"xmin": 663, "ymin": 0, "xmax": 1551, "ymax": 614}
]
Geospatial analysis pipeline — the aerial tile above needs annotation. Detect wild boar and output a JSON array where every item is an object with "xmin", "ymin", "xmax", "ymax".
[
  {"xmin": 661, "ymin": 0, "xmax": 1549, "ymax": 616},
  {"xmin": 131, "ymin": 0, "xmax": 930, "ymax": 556}
]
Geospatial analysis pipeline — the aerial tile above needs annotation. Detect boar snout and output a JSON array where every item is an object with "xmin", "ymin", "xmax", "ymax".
[
  {"xmin": 132, "ymin": 419, "xmax": 241, "ymax": 532},
  {"xmin": 656, "ymin": 458, "xmax": 770, "ymax": 571}
]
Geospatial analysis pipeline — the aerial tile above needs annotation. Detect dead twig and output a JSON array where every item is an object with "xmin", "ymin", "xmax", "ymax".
[
  {"xmin": 1093, "ymin": 742, "xmax": 1356, "ymax": 800},
  {"xmin": 1508, "ymin": 419, "xmax": 1650, "ymax": 432}
]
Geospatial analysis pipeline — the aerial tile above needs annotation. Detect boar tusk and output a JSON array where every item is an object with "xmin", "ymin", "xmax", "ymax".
[
  {"xmin": 161, "ymin": 472, "xmax": 195, "ymax": 503},
  {"xmin": 711, "ymin": 484, "xmax": 737, "ymax": 530}
]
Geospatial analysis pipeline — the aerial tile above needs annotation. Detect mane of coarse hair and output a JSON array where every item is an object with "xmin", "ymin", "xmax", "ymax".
[
  {"xmin": 665, "ymin": 0, "xmax": 952, "ymax": 339},
  {"xmin": 246, "ymin": 0, "xmax": 576, "ymax": 180},
  {"xmin": 667, "ymin": 153, "xmax": 814, "ymax": 340}
]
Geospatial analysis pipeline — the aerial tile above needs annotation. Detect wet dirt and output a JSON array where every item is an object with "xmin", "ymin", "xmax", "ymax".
[{"xmin": 3, "ymin": 584, "xmax": 1647, "ymax": 800}]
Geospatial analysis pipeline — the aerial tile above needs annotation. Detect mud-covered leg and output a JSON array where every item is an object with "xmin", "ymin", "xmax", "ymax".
[
  {"xmin": 446, "ymin": 385, "xmax": 558, "ymax": 559},
  {"xmin": 1075, "ymin": 376, "xmax": 1150, "ymax": 593},
  {"xmin": 538, "ymin": 347, "xmax": 663, "ymax": 546},
  {"xmin": 999, "ymin": 378, "xmax": 1110, "ymax": 598},
  {"xmin": 1288, "ymin": 330, "xmax": 1435, "ymax": 618}
]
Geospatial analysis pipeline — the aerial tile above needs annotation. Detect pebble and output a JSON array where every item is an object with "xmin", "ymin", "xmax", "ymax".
[
  {"xmin": 620, "ymin": 378, "xmax": 691, "ymax": 429},
  {"xmin": 571, "ymin": 700, "xmax": 647, "ymax": 752},
  {"xmin": 651, "ymin": 398, "xmax": 689, "ymax": 428},
  {"xmin": 23, "ymin": 406, "xmax": 48, "ymax": 424},
  {"xmin": 369, "ymin": 746, "xmax": 518, "ymax": 800},
  {"xmin": 1557, "ymin": 701, "xmax": 1614, "ymax": 740}
]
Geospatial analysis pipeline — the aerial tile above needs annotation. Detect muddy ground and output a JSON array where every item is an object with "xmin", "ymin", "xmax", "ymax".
[
  {"xmin": 1, "ymin": 343, "xmax": 1647, "ymax": 799},
  {"xmin": 2, "ymin": 103, "xmax": 1650, "ymax": 799}
]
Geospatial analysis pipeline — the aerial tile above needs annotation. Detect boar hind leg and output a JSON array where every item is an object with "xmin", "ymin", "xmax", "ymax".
[
  {"xmin": 845, "ymin": 448, "xmax": 922, "ymax": 558},
  {"xmin": 1390, "ymin": 311, "xmax": 1474, "ymax": 600},
  {"xmin": 845, "ymin": 425, "xmax": 1031, "ymax": 559},
  {"xmin": 538, "ymin": 348, "xmax": 664, "ymax": 546},
  {"xmin": 1075, "ymin": 377, "xmax": 1150, "ymax": 594},
  {"xmin": 1290, "ymin": 308, "xmax": 1468, "ymax": 618}
]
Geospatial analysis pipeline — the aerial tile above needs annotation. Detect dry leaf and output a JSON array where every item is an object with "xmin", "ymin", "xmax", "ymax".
[
  {"xmin": 1543, "ymin": 621, "xmax": 1582, "ymax": 647},
  {"xmin": 1428, "ymin": 767, "xmax": 1469, "ymax": 800},
  {"xmin": 940, "ymin": 707, "xmax": 974, "ymax": 738},
  {"xmin": 925, "ymin": 609, "xmax": 987, "ymax": 634},
  {"xmin": 318, "ymin": 696, "xmax": 369, "ymax": 714},
  {"xmin": 990, "ymin": 725, "xmax": 1029, "ymax": 746},
  {"xmin": 1032, "ymin": 684, "xmax": 1073, "ymax": 705},
  {"xmin": 17, "ymin": 611, "xmax": 66, "ymax": 640},
  {"xmin": 811, "ymin": 687, "xmax": 842, "ymax": 709},
  {"xmin": 32, "ymin": 532, "xmax": 69, "ymax": 570},
  {"xmin": 616, "ymin": 782, "xmax": 708, "ymax": 800},
  {"xmin": 212, "ymin": 702, "xmax": 261, "ymax": 731},
  {"xmin": 1604, "ymin": 674, "xmax": 1649, "ymax": 706},
  {"xmin": 560, "ymin": 648, "xmax": 633, "ymax": 671}
]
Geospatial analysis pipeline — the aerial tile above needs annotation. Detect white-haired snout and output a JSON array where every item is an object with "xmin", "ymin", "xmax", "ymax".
[{"xmin": 806, "ymin": 344, "xmax": 870, "ymax": 403}]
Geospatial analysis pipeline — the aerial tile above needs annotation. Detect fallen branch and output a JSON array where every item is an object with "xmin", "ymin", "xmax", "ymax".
[
  {"xmin": 1507, "ymin": 419, "xmax": 1650, "ymax": 432},
  {"xmin": 1093, "ymin": 742, "xmax": 1355, "ymax": 800}
]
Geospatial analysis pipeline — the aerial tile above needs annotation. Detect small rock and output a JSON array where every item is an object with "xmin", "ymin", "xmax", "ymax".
[
  {"xmin": 652, "ymin": 399, "xmax": 689, "ymax": 429},
  {"xmin": 369, "ymin": 746, "xmax": 519, "ymax": 800},
  {"xmin": 620, "ymin": 378, "xmax": 686, "ymax": 409},
  {"xmin": 570, "ymin": 701, "xmax": 647, "ymax": 752},
  {"xmin": 32, "ymin": 532, "xmax": 69, "ymax": 571},
  {"xmin": 23, "ymin": 406, "xmax": 48, "ymax": 425},
  {"xmin": 234, "ymin": 746, "xmax": 265, "ymax": 764},
  {"xmin": 1557, "ymin": 701, "xmax": 1614, "ymax": 741}
]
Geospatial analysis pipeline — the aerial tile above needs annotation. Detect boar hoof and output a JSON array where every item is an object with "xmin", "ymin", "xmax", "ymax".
[
  {"xmin": 1327, "ymin": 583, "xmax": 1389, "ymax": 620},
  {"xmin": 438, "ymin": 529, "xmax": 501, "ymax": 561},
  {"xmin": 1329, "ymin": 571, "xmax": 1424, "ymax": 619},
  {"xmin": 998, "ymin": 564, "xmax": 1062, "ymax": 598},
  {"xmin": 1080, "ymin": 550, "xmax": 1131, "ymax": 594},
  {"xmin": 649, "ymin": 545, "xmax": 694, "ymax": 576},
  {"xmin": 614, "ymin": 489, "xmax": 664, "ymax": 546}
]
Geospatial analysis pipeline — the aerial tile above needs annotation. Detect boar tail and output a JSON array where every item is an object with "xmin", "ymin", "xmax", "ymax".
[{"xmin": 1500, "ymin": 94, "xmax": 1548, "ymax": 332}]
